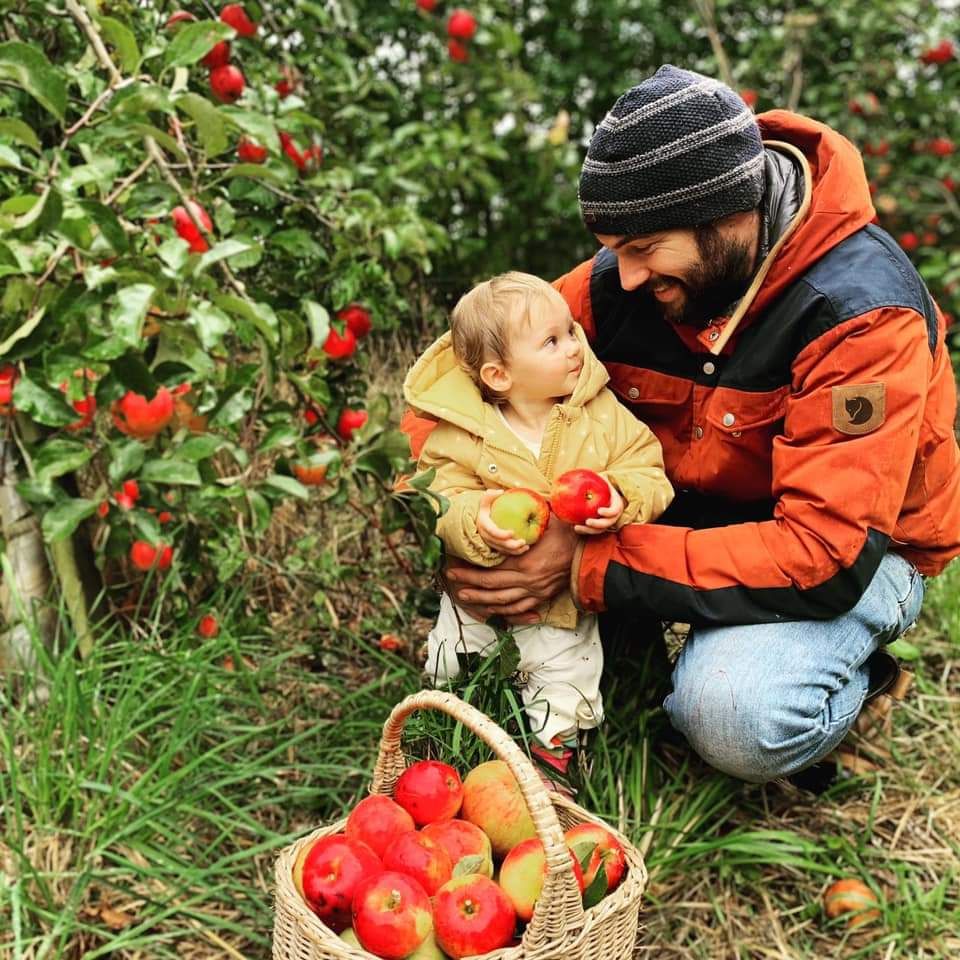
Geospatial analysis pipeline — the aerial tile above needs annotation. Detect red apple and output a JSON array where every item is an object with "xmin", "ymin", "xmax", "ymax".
[
  {"xmin": 279, "ymin": 131, "xmax": 305, "ymax": 169},
  {"xmin": 489, "ymin": 488, "xmax": 550, "ymax": 545},
  {"xmin": 171, "ymin": 201, "xmax": 213, "ymax": 254},
  {"xmin": 433, "ymin": 873, "xmax": 516, "ymax": 959},
  {"xmin": 407, "ymin": 932, "xmax": 448, "ymax": 959},
  {"xmin": 823, "ymin": 878, "xmax": 881, "ymax": 928},
  {"xmin": 564, "ymin": 822, "xmax": 627, "ymax": 897},
  {"xmin": 112, "ymin": 386, "xmax": 175, "ymax": 438},
  {"xmin": 448, "ymin": 39, "xmax": 469, "ymax": 63},
  {"xmin": 197, "ymin": 614, "xmax": 220, "ymax": 638},
  {"xmin": 352, "ymin": 871, "xmax": 433, "ymax": 960},
  {"xmin": 210, "ymin": 64, "xmax": 245, "ymax": 103},
  {"xmin": 421, "ymin": 820, "xmax": 493, "ymax": 878},
  {"xmin": 500, "ymin": 838, "xmax": 585, "ymax": 921},
  {"xmin": 158, "ymin": 510, "xmax": 173, "ymax": 524},
  {"xmin": 920, "ymin": 39, "xmax": 955, "ymax": 65},
  {"xmin": 447, "ymin": 9, "xmax": 477, "ymax": 40},
  {"xmin": 322, "ymin": 326, "xmax": 357, "ymax": 360},
  {"xmin": 394, "ymin": 760, "xmax": 464, "ymax": 826},
  {"xmin": 417, "ymin": 0, "xmax": 438, "ymax": 10},
  {"xmin": 201, "ymin": 40, "xmax": 231, "ymax": 69},
  {"xmin": 164, "ymin": 11, "xmax": 197, "ymax": 29},
  {"xmin": 550, "ymin": 468, "xmax": 611, "ymax": 525},
  {"xmin": 337, "ymin": 408, "xmax": 368, "ymax": 442},
  {"xmin": 292, "ymin": 833, "xmax": 382, "ymax": 932},
  {"xmin": 378, "ymin": 633, "xmax": 403, "ymax": 653},
  {"xmin": 383, "ymin": 831, "xmax": 453, "ymax": 896},
  {"xmin": 739, "ymin": 88, "xmax": 757, "ymax": 109},
  {"xmin": 338, "ymin": 303, "xmax": 372, "ymax": 338},
  {"xmin": 220, "ymin": 3, "xmax": 257, "ymax": 36},
  {"xmin": 460, "ymin": 760, "xmax": 535, "ymax": 859},
  {"xmin": 899, "ymin": 231, "xmax": 919, "ymax": 252},
  {"xmin": 130, "ymin": 540, "xmax": 173, "ymax": 572},
  {"xmin": 292, "ymin": 459, "xmax": 329, "ymax": 486},
  {"xmin": 346, "ymin": 795, "xmax": 416, "ymax": 859},
  {"xmin": 0, "ymin": 364, "xmax": 17, "ymax": 415},
  {"xmin": 237, "ymin": 138, "xmax": 267, "ymax": 163},
  {"xmin": 929, "ymin": 137, "xmax": 954, "ymax": 156}
]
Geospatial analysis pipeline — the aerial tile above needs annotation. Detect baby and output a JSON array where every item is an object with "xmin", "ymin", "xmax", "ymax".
[{"xmin": 403, "ymin": 272, "xmax": 673, "ymax": 767}]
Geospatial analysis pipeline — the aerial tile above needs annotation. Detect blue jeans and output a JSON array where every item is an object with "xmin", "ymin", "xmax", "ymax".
[{"xmin": 663, "ymin": 552, "xmax": 925, "ymax": 783}]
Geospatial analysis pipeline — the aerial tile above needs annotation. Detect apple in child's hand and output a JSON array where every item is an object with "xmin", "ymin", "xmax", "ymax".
[
  {"xmin": 394, "ymin": 760, "xmax": 464, "ymax": 825},
  {"xmin": 564, "ymin": 822, "xmax": 627, "ymax": 900},
  {"xmin": 422, "ymin": 819, "xmax": 493, "ymax": 878},
  {"xmin": 383, "ymin": 831, "xmax": 453, "ymax": 896},
  {"xmin": 460, "ymin": 760, "xmax": 536, "ymax": 859},
  {"xmin": 292, "ymin": 834, "xmax": 382, "ymax": 931},
  {"xmin": 352, "ymin": 871, "xmax": 433, "ymax": 960},
  {"xmin": 433, "ymin": 873, "xmax": 516, "ymax": 959},
  {"xmin": 346, "ymin": 795, "xmax": 416, "ymax": 859},
  {"xmin": 499, "ymin": 837, "xmax": 585, "ymax": 922},
  {"xmin": 490, "ymin": 488, "xmax": 550, "ymax": 545},
  {"xmin": 550, "ymin": 469, "xmax": 611, "ymax": 525}
]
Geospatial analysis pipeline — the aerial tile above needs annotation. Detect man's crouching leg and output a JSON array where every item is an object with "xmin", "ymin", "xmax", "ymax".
[{"xmin": 662, "ymin": 553, "xmax": 925, "ymax": 783}]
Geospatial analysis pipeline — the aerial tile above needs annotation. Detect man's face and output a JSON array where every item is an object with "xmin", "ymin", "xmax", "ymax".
[{"xmin": 594, "ymin": 215, "xmax": 759, "ymax": 328}]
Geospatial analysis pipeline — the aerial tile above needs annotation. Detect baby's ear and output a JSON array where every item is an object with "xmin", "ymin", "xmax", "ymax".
[{"xmin": 480, "ymin": 360, "xmax": 511, "ymax": 395}]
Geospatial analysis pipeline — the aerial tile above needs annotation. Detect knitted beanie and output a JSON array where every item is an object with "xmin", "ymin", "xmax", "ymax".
[{"xmin": 578, "ymin": 65, "xmax": 764, "ymax": 237}]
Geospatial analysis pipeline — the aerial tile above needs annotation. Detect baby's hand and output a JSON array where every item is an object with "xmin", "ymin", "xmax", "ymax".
[
  {"xmin": 477, "ymin": 489, "xmax": 531, "ymax": 556},
  {"xmin": 574, "ymin": 480, "xmax": 624, "ymax": 535}
]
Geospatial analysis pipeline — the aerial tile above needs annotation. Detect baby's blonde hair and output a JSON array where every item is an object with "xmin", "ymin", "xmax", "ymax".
[{"xmin": 450, "ymin": 271, "xmax": 571, "ymax": 404}]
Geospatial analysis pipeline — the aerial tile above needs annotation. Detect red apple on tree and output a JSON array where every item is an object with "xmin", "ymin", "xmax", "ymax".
[
  {"xmin": 220, "ymin": 3, "xmax": 257, "ymax": 36},
  {"xmin": 345, "ymin": 795, "xmax": 416, "ymax": 859},
  {"xmin": 171, "ymin": 201, "xmax": 213, "ymax": 253},
  {"xmin": 899, "ymin": 231, "xmax": 919, "ymax": 252},
  {"xmin": 322, "ymin": 326, "xmax": 357, "ymax": 360},
  {"xmin": 338, "ymin": 303, "xmax": 372, "ymax": 338},
  {"xmin": 0, "ymin": 364, "xmax": 17, "ymax": 416},
  {"xmin": 394, "ymin": 760, "xmax": 464, "ymax": 825},
  {"xmin": 550, "ymin": 468, "xmax": 612, "ymax": 525},
  {"xmin": 292, "ymin": 833, "xmax": 382, "ymax": 932},
  {"xmin": 210, "ymin": 64, "xmax": 245, "ymax": 103},
  {"xmin": 489, "ymin": 488, "xmax": 550, "ymax": 545},
  {"xmin": 352, "ymin": 871, "xmax": 433, "ymax": 960},
  {"xmin": 237, "ymin": 138, "xmax": 268, "ymax": 163},
  {"xmin": 422, "ymin": 819, "xmax": 494, "ymax": 878},
  {"xmin": 448, "ymin": 39, "xmax": 470, "ymax": 63},
  {"xmin": 112, "ymin": 386, "xmax": 175, "ymax": 438},
  {"xmin": 164, "ymin": 11, "xmax": 197, "ymax": 30},
  {"xmin": 337, "ymin": 408, "xmax": 368, "ymax": 442},
  {"xmin": 447, "ymin": 9, "xmax": 477, "ymax": 40},
  {"xmin": 130, "ymin": 540, "xmax": 173, "ymax": 572},
  {"xmin": 433, "ymin": 873, "xmax": 516, "ymax": 959},
  {"xmin": 499, "ymin": 837, "xmax": 585, "ymax": 921},
  {"xmin": 197, "ymin": 614, "xmax": 220, "ymax": 638},
  {"xmin": 201, "ymin": 40, "xmax": 231, "ymax": 69},
  {"xmin": 417, "ymin": 0, "xmax": 438, "ymax": 11},
  {"xmin": 383, "ymin": 831, "xmax": 453, "ymax": 896}
]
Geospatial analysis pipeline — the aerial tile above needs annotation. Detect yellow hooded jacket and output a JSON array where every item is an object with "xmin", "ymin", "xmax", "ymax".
[{"xmin": 402, "ymin": 324, "xmax": 674, "ymax": 628}]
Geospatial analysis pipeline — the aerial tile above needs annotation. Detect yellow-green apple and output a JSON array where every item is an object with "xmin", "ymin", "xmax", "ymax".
[
  {"xmin": 292, "ymin": 833, "xmax": 382, "ymax": 931},
  {"xmin": 499, "ymin": 838, "xmax": 585, "ymax": 922},
  {"xmin": 339, "ymin": 927, "xmax": 362, "ymax": 946},
  {"xmin": 489, "ymin": 489, "xmax": 550, "ymax": 545},
  {"xmin": 394, "ymin": 760, "xmax": 464, "ymax": 825},
  {"xmin": 345, "ymin": 795, "xmax": 415, "ymax": 859},
  {"xmin": 352, "ymin": 871, "xmax": 433, "ymax": 959},
  {"xmin": 549, "ymin": 469, "xmax": 611, "ymax": 525},
  {"xmin": 408, "ymin": 931, "xmax": 449, "ymax": 959},
  {"xmin": 564, "ymin": 823, "xmax": 627, "ymax": 897},
  {"xmin": 422, "ymin": 820, "xmax": 493, "ymax": 878},
  {"xmin": 433, "ymin": 874, "xmax": 516, "ymax": 958},
  {"xmin": 383, "ymin": 831, "xmax": 453, "ymax": 896},
  {"xmin": 460, "ymin": 760, "xmax": 536, "ymax": 859}
]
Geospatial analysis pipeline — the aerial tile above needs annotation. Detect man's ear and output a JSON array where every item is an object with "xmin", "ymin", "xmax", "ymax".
[{"xmin": 480, "ymin": 360, "xmax": 511, "ymax": 396}]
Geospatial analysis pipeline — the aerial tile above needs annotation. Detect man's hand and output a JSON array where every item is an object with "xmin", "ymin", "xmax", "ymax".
[{"xmin": 444, "ymin": 518, "xmax": 579, "ymax": 624}]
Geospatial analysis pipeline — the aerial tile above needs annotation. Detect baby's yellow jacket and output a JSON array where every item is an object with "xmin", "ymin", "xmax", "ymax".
[{"xmin": 402, "ymin": 324, "xmax": 674, "ymax": 628}]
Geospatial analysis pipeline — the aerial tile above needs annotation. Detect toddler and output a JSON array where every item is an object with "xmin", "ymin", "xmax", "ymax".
[{"xmin": 403, "ymin": 272, "xmax": 673, "ymax": 765}]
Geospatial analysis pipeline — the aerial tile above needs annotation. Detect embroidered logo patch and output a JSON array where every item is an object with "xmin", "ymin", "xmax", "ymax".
[{"xmin": 831, "ymin": 383, "xmax": 886, "ymax": 435}]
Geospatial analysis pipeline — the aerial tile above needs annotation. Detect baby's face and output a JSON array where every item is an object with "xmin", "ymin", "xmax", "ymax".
[{"xmin": 505, "ymin": 302, "xmax": 584, "ymax": 402}]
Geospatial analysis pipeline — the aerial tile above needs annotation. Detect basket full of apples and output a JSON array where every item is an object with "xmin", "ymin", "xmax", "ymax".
[{"xmin": 272, "ymin": 690, "xmax": 647, "ymax": 960}]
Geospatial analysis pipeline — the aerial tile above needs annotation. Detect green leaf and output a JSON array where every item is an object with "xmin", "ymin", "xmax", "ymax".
[
  {"xmin": 42, "ymin": 498, "xmax": 97, "ymax": 544},
  {"xmin": 210, "ymin": 388, "xmax": 252, "ymax": 427},
  {"xmin": 259, "ymin": 423, "xmax": 300, "ymax": 452},
  {"xmin": 214, "ymin": 294, "xmax": 279, "ymax": 346},
  {"xmin": 140, "ymin": 459, "xmax": 203, "ymax": 485},
  {"xmin": 0, "ymin": 42, "xmax": 67, "ymax": 119},
  {"xmin": 188, "ymin": 301, "xmax": 232, "ymax": 350},
  {"xmin": 220, "ymin": 163, "xmax": 288, "ymax": 183},
  {"xmin": 0, "ymin": 305, "xmax": 45, "ymax": 356},
  {"xmin": 452, "ymin": 854, "xmax": 490, "ymax": 879},
  {"xmin": 110, "ymin": 83, "xmax": 174, "ymax": 118},
  {"xmin": 303, "ymin": 300, "xmax": 330, "ymax": 350},
  {"xmin": 571, "ymin": 840, "xmax": 597, "ymax": 874},
  {"xmin": 164, "ymin": 21, "xmax": 234, "ymax": 69},
  {"xmin": 77, "ymin": 201, "xmax": 129, "ymax": 253},
  {"xmin": 0, "ymin": 118, "xmax": 41, "ymax": 152},
  {"xmin": 194, "ymin": 239, "xmax": 252, "ymax": 275},
  {"xmin": 886, "ymin": 638, "xmax": 921, "ymax": 662},
  {"xmin": 96, "ymin": 16, "xmax": 141, "ymax": 74},
  {"xmin": 177, "ymin": 92, "xmax": 229, "ymax": 156},
  {"xmin": 582, "ymin": 865, "xmax": 608, "ymax": 910},
  {"xmin": 108, "ymin": 284, "xmax": 154, "ymax": 346},
  {"xmin": 177, "ymin": 435, "xmax": 222, "ymax": 461},
  {"xmin": 497, "ymin": 634, "xmax": 521, "ymax": 680},
  {"xmin": 34, "ymin": 439, "xmax": 93, "ymax": 485},
  {"xmin": 246, "ymin": 489, "xmax": 271, "ymax": 533},
  {"xmin": 12, "ymin": 374, "xmax": 76, "ymax": 426},
  {"xmin": 110, "ymin": 354, "xmax": 156, "ymax": 395},
  {"xmin": 223, "ymin": 108, "xmax": 277, "ymax": 149},
  {"xmin": 108, "ymin": 439, "xmax": 146, "ymax": 485},
  {"xmin": 263, "ymin": 473, "xmax": 310, "ymax": 500},
  {"xmin": 12, "ymin": 187, "xmax": 61, "ymax": 233},
  {"xmin": 272, "ymin": 228, "xmax": 324, "ymax": 259}
]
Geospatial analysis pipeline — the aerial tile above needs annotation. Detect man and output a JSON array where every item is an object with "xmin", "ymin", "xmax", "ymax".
[{"xmin": 405, "ymin": 65, "xmax": 960, "ymax": 785}]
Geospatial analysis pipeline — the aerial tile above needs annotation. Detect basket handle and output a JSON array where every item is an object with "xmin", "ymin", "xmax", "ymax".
[{"xmin": 370, "ymin": 690, "xmax": 587, "ymax": 949}]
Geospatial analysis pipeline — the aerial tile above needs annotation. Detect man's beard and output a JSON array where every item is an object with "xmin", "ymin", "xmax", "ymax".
[{"xmin": 644, "ymin": 222, "xmax": 757, "ymax": 328}]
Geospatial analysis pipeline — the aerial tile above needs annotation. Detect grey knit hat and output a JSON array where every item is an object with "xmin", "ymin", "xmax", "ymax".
[{"xmin": 579, "ymin": 65, "xmax": 764, "ymax": 236}]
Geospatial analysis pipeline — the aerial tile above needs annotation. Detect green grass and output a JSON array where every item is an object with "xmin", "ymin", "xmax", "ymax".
[{"xmin": 2, "ymin": 562, "xmax": 959, "ymax": 958}]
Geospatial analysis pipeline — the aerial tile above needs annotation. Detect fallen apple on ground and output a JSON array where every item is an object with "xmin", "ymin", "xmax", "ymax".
[
  {"xmin": 823, "ymin": 878, "xmax": 881, "ymax": 928},
  {"xmin": 489, "ymin": 488, "xmax": 550, "ymax": 545}
]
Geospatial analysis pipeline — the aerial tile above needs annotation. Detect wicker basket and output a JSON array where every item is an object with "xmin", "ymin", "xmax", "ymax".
[{"xmin": 273, "ymin": 690, "xmax": 647, "ymax": 960}]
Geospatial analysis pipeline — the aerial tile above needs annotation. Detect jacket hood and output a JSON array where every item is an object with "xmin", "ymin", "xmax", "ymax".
[{"xmin": 402, "ymin": 322, "xmax": 608, "ymax": 438}]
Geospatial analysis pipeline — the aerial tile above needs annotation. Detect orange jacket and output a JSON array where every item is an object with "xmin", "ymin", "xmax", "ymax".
[
  {"xmin": 403, "ymin": 110, "xmax": 960, "ymax": 625},
  {"xmin": 554, "ymin": 111, "xmax": 960, "ymax": 624}
]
